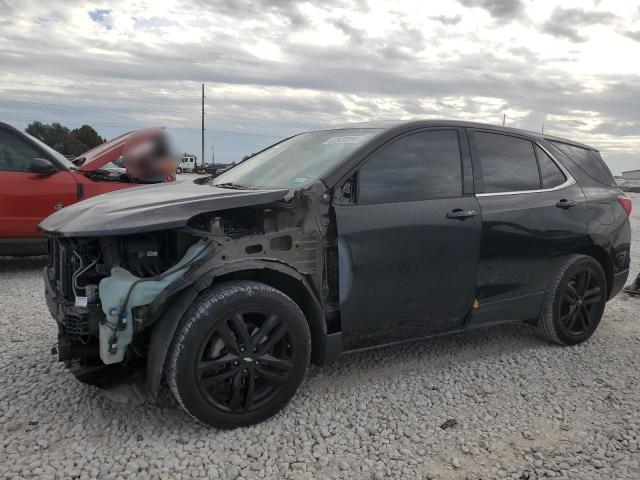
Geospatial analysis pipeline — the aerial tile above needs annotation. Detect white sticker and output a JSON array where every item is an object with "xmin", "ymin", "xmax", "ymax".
[
  {"xmin": 322, "ymin": 135, "xmax": 371, "ymax": 145},
  {"xmin": 292, "ymin": 177, "xmax": 308, "ymax": 183},
  {"xmin": 75, "ymin": 296, "xmax": 88, "ymax": 308}
]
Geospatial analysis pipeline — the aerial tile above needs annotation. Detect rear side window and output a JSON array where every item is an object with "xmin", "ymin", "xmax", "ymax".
[
  {"xmin": 474, "ymin": 132, "xmax": 540, "ymax": 193},
  {"xmin": 535, "ymin": 145, "xmax": 566, "ymax": 188},
  {"xmin": 0, "ymin": 129, "xmax": 42, "ymax": 172},
  {"xmin": 358, "ymin": 129, "xmax": 462, "ymax": 204},
  {"xmin": 550, "ymin": 141, "xmax": 616, "ymax": 187}
]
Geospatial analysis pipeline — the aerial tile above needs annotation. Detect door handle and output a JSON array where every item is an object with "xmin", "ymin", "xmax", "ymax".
[
  {"xmin": 446, "ymin": 208, "xmax": 477, "ymax": 220},
  {"xmin": 556, "ymin": 199, "xmax": 577, "ymax": 210}
]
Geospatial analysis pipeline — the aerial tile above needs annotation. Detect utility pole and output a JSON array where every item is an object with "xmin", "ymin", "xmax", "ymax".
[
  {"xmin": 201, "ymin": 84, "xmax": 205, "ymax": 167},
  {"xmin": 541, "ymin": 123, "xmax": 545, "ymax": 134},
  {"xmin": 211, "ymin": 146, "xmax": 215, "ymax": 165},
  {"xmin": 502, "ymin": 114, "xmax": 506, "ymax": 127}
]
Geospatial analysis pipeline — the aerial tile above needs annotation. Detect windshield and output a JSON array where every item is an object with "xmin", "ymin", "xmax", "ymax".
[
  {"xmin": 23, "ymin": 131, "xmax": 76, "ymax": 169},
  {"xmin": 213, "ymin": 128, "xmax": 382, "ymax": 189}
]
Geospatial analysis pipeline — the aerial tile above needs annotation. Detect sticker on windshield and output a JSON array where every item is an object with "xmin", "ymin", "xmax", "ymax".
[
  {"xmin": 323, "ymin": 135, "xmax": 371, "ymax": 145},
  {"xmin": 292, "ymin": 177, "xmax": 308, "ymax": 183}
]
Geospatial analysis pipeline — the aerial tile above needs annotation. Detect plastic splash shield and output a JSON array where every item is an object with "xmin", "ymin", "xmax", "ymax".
[{"xmin": 98, "ymin": 241, "xmax": 208, "ymax": 364}]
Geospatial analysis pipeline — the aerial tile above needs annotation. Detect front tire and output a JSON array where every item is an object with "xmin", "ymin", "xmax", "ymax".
[
  {"xmin": 167, "ymin": 281, "xmax": 311, "ymax": 428},
  {"xmin": 537, "ymin": 255, "xmax": 607, "ymax": 346},
  {"xmin": 175, "ymin": 167, "xmax": 183, "ymax": 174}
]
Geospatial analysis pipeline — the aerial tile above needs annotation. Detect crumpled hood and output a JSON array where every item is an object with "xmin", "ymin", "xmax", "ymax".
[{"xmin": 38, "ymin": 180, "xmax": 289, "ymax": 237}]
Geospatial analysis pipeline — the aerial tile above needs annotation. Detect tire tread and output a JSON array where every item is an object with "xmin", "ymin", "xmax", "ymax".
[
  {"xmin": 536, "ymin": 254, "xmax": 605, "ymax": 345},
  {"xmin": 166, "ymin": 280, "xmax": 310, "ymax": 427}
]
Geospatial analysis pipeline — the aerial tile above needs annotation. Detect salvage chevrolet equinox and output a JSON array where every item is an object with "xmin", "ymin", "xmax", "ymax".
[{"xmin": 40, "ymin": 120, "xmax": 632, "ymax": 428}]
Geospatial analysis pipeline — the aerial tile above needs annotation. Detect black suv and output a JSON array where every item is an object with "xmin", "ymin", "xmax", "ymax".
[{"xmin": 41, "ymin": 120, "xmax": 632, "ymax": 428}]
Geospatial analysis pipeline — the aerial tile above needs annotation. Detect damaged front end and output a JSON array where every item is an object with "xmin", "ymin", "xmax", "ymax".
[
  {"xmin": 41, "ymin": 184, "xmax": 329, "ymax": 389},
  {"xmin": 44, "ymin": 230, "xmax": 211, "ymax": 381}
]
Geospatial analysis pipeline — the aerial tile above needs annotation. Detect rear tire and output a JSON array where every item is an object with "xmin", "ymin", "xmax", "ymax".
[
  {"xmin": 167, "ymin": 281, "xmax": 311, "ymax": 428},
  {"xmin": 176, "ymin": 167, "xmax": 183, "ymax": 174},
  {"xmin": 537, "ymin": 255, "xmax": 607, "ymax": 346}
]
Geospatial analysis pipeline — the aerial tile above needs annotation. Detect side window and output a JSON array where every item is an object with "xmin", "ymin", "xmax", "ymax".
[
  {"xmin": 0, "ymin": 130, "xmax": 43, "ymax": 172},
  {"xmin": 535, "ymin": 145, "xmax": 566, "ymax": 188},
  {"xmin": 475, "ymin": 132, "xmax": 540, "ymax": 193},
  {"xmin": 358, "ymin": 130, "xmax": 462, "ymax": 204}
]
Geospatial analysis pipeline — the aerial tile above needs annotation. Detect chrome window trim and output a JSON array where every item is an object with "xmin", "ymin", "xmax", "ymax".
[{"xmin": 476, "ymin": 141, "xmax": 576, "ymax": 197}]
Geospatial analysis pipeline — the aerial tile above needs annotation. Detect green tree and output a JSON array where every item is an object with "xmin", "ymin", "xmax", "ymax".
[
  {"xmin": 25, "ymin": 121, "xmax": 105, "ymax": 157},
  {"xmin": 71, "ymin": 125, "xmax": 105, "ymax": 150}
]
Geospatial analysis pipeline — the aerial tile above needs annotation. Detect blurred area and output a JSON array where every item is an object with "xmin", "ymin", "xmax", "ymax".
[{"xmin": 122, "ymin": 129, "xmax": 177, "ymax": 183}]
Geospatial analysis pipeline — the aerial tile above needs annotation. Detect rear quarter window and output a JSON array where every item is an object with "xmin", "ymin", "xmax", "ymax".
[
  {"xmin": 550, "ymin": 141, "xmax": 616, "ymax": 187},
  {"xmin": 535, "ymin": 145, "xmax": 566, "ymax": 189}
]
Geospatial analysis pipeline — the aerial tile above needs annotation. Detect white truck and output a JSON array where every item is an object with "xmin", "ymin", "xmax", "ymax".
[{"xmin": 176, "ymin": 155, "xmax": 198, "ymax": 174}]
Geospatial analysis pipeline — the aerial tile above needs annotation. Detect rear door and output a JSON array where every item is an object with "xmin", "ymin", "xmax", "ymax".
[
  {"xmin": 468, "ymin": 130, "xmax": 587, "ymax": 325},
  {"xmin": 0, "ymin": 128, "xmax": 77, "ymax": 238},
  {"xmin": 334, "ymin": 128, "xmax": 481, "ymax": 350}
]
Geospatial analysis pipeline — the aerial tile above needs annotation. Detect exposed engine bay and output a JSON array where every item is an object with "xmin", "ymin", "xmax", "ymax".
[
  {"xmin": 45, "ymin": 230, "xmax": 202, "ymax": 374},
  {"xmin": 43, "ymin": 197, "xmax": 329, "ymax": 384}
]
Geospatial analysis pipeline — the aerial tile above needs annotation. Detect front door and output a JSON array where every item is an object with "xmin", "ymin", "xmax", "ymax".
[
  {"xmin": 334, "ymin": 128, "xmax": 481, "ymax": 350},
  {"xmin": 0, "ymin": 128, "xmax": 77, "ymax": 239}
]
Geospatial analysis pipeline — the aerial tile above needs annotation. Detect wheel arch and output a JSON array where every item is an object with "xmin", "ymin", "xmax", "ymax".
[
  {"xmin": 571, "ymin": 244, "xmax": 614, "ymax": 299},
  {"xmin": 145, "ymin": 259, "xmax": 327, "ymax": 400}
]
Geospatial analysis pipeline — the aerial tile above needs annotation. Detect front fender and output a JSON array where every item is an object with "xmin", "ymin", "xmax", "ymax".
[{"xmin": 145, "ymin": 259, "xmax": 327, "ymax": 400}]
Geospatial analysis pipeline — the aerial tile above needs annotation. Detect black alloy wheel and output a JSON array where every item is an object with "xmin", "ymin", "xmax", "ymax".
[
  {"xmin": 537, "ymin": 254, "xmax": 607, "ymax": 346},
  {"xmin": 195, "ymin": 309, "xmax": 294, "ymax": 413},
  {"xmin": 559, "ymin": 269, "xmax": 603, "ymax": 336},
  {"xmin": 168, "ymin": 281, "xmax": 311, "ymax": 428}
]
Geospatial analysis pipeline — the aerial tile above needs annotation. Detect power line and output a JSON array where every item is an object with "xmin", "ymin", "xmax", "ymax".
[
  {"xmin": 1, "ymin": 98, "xmax": 197, "ymax": 114},
  {"xmin": 0, "ymin": 97, "xmax": 319, "ymax": 129},
  {"xmin": 1, "ymin": 115, "xmax": 286, "ymax": 139},
  {"xmin": 96, "ymin": 123, "xmax": 285, "ymax": 138},
  {"xmin": 1, "ymin": 82, "xmax": 324, "ymax": 137},
  {"xmin": 0, "ymin": 80, "xmax": 201, "ymax": 99},
  {"xmin": 0, "ymin": 81, "xmax": 328, "ymax": 119}
]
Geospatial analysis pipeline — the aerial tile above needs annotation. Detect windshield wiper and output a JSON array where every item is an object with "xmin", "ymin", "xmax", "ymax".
[{"xmin": 213, "ymin": 182, "xmax": 254, "ymax": 190}]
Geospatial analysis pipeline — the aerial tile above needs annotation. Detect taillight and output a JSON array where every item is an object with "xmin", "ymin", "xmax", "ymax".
[{"xmin": 619, "ymin": 194, "xmax": 632, "ymax": 216}]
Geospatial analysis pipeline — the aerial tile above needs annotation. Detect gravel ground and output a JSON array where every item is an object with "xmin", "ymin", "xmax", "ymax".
[{"xmin": 1, "ymin": 193, "xmax": 639, "ymax": 480}]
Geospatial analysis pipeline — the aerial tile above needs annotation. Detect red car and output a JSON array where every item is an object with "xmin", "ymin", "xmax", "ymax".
[{"xmin": 0, "ymin": 123, "xmax": 170, "ymax": 256}]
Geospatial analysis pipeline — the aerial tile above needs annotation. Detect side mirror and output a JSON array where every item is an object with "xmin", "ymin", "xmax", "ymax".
[{"xmin": 29, "ymin": 157, "xmax": 57, "ymax": 176}]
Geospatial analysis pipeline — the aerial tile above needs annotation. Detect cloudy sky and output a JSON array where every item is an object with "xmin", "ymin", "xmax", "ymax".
[{"xmin": 1, "ymin": 0, "xmax": 639, "ymax": 173}]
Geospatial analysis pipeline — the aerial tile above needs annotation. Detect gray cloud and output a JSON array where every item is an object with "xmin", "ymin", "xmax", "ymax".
[
  {"xmin": 458, "ymin": 0, "xmax": 525, "ymax": 20},
  {"xmin": 0, "ymin": 7, "xmax": 634, "ymax": 127},
  {"xmin": 542, "ymin": 7, "xmax": 617, "ymax": 42},
  {"xmin": 0, "ymin": 0, "xmax": 638, "ymax": 173},
  {"xmin": 189, "ymin": 0, "xmax": 369, "ymax": 30},
  {"xmin": 430, "ymin": 15, "xmax": 462, "ymax": 25},
  {"xmin": 623, "ymin": 30, "xmax": 640, "ymax": 41},
  {"xmin": 330, "ymin": 18, "xmax": 367, "ymax": 44},
  {"xmin": 189, "ymin": 0, "xmax": 311, "ymax": 29},
  {"xmin": 0, "ymin": 0, "xmax": 18, "ymax": 16},
  {"xmin": 591, "ymin": 122, "xmax": 640, "ymax": 137}
]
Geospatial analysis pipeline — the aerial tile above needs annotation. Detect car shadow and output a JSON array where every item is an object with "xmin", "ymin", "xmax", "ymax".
[
  {"xmin": 0, "ymin": 255, "xmax": 48, "ymax": 273},
  {"xmin": 304, "ymin": 321, "xmax": 554, "ymax": 393}
]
